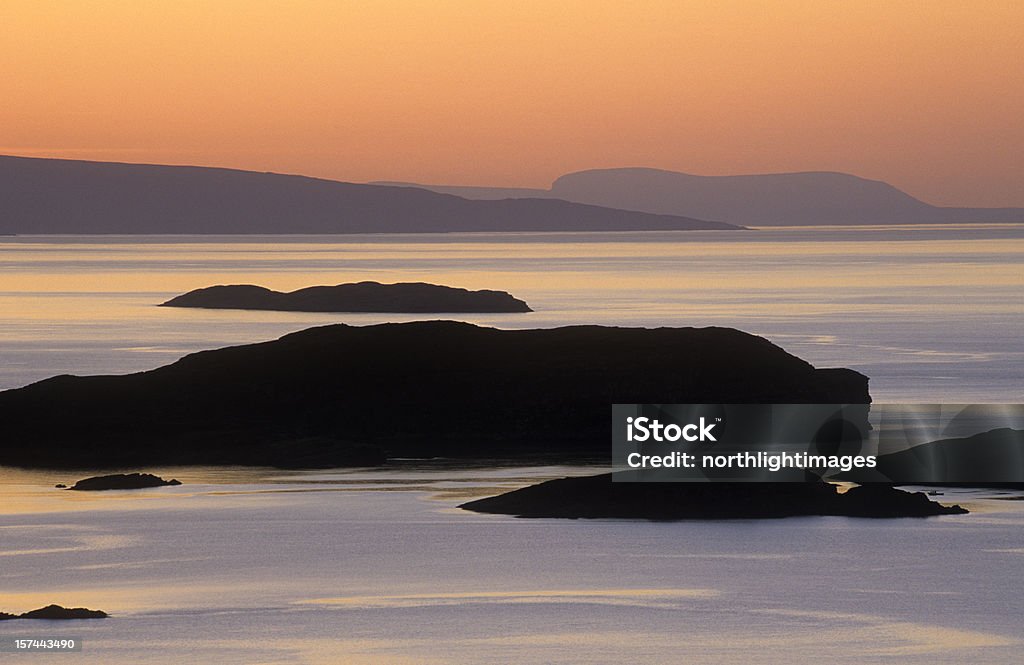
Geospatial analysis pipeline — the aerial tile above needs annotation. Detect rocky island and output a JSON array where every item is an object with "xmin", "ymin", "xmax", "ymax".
[
  {"xmin": 460, "ymin": 473, "xmax": 967, "ymax": 519},
  {"xmin": 65, "ymin": 473, "xmax": 182, "ymax": 491},
  {"xmin": 0, "ymin": 321, "xmax": 868, "ymax": 469},
  {"xmin": 0, "ymin": 605, "xmax": 108, "ymax": 620},
  {"xmin": 160, "ymin": 281, "xmax": 533, "ymax": 313}
]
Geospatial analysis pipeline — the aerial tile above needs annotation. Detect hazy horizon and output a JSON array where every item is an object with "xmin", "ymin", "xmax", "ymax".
[{"xmin": 3, "ymin": 1, "xmax": 1022, "ymax": 207}]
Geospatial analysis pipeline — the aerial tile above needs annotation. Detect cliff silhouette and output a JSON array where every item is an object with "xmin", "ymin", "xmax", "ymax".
[{"xmin": 0, "ymin": 321, "xmax": 868, "ymax": 469}]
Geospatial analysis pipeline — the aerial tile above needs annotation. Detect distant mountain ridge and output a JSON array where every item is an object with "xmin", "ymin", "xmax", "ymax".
[
  {"xmin": 381, "ymin": 168, "xmax": 1024, "ymax": 226},
  {"xmin": 0, "ymin": 155, "xmax": 736, "ymax": 234}
]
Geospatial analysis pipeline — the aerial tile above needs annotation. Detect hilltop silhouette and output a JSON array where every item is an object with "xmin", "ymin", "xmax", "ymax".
[{"xmin": 0, "ymin": 321, "xmax": 867, "ymax": 469}]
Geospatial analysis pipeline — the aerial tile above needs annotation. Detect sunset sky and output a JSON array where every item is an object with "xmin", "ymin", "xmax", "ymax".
[{"xmin": 3, "ymin": 1, "xmax": 1022, "ymax": 207}]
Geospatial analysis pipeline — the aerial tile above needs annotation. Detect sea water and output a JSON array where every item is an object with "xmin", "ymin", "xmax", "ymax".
[
  {"xmin": 1, "ymin": 225, "xmax": 1022, "ymax": 663},
  {"xmin": 1, "ymin": 224, "xmax": 1022, "ymax": 401},
  {"xmin": 0, "ymin": 465, "xmax": 1021, "ymax": 664}
]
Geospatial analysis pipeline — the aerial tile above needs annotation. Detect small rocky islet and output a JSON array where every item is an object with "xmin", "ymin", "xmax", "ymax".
[
  {"xmin": 60, "ymin": 473, "xmax": 181, "ymax": 491},
  {"xmin": 0, "ymin": 605, "xmax": 108, "ymax": 620}
]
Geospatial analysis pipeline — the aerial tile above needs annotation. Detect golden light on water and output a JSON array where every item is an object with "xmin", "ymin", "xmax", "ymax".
[{"xmin": 3, "ymin": 234, "xmax": 1024, "ymax": 297}]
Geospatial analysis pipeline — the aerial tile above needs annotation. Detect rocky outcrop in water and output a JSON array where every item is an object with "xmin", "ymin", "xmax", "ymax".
[
  {"xmin": 160, "ymin": 282, "xmax": 532, "ymax": 313},
  {"xmin": 66, "ymin": 473, "xmax": 182, "ymax": 491},
  {"xmin": 460, "ymin": 474, "xmax": 967, "ymax": 519},
  {"xmin": 0, "ymin": 605, "xmax": 108, "ymax": 620}
]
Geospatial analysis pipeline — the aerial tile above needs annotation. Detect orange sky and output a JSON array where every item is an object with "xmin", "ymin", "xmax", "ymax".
[{"xmin": 2, "ymin": 1, "xmax": 1022, "ymax": 206}]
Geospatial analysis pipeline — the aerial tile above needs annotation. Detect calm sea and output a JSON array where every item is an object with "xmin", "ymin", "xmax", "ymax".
[
  {"xmin": 0, "ymin": 465, "xmax": 1022, "ymax": 664},
  {"xmin": 1, "ymin": 224, "xmax": 1022, "ymax": 401},
  {"xmin": 1, "ymin": 225, "xmax": 1022, "ymax": 663}
]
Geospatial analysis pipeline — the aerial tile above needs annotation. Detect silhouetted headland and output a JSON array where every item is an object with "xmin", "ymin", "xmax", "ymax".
[
  {"xmin": 842, "ymin": 428, "xmax": 1024, "ymax": 489},
  {"xmin": 0, "ymin": 321, "xmax": 868, "ymax": 469},
  {"xmin": 0, "ymin": 605, "xmax": 108, "ymax": 620},
  {"xmin": 160, "ymin": 282, "xmax": 532, "ymax": 313},
  {"xmin": 66, "ymin": 473, "xmax": 181, "ymax": 491},
  {"xmin": 460, "ymin": 474, "xmax": 967, "ymax": 519},
  {"xmin": 0, "ymin": 155, "xmax": 740, "ymax": 234},
  {"xmin": 384, "ymin": 168, "xmax": 1024, "ymax": 225}
]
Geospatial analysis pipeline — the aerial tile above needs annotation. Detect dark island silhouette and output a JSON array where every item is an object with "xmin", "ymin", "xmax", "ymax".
[
  {"xmin": 0, "ymin": 605, "xmax": 108, "ymax": 620},
  {"xmin": 65, "ymin": 473, "xmax": 181, "ymax": 491},
  {"xmin": 0, "ymin": 155, "xmax": 739, "ymax": 234},
  {"xmin": 459, "ymin": 474, "xmax": 967, "ymax": 519},
  {"xmin": 0, "ymin": 321, "xmax": 867, "ymax": 469},
  {"xmin": 842, "ymin": 428, "xmax": 1024, "ymax": 488},
  {"xmin": 160, "ymin": 281, "xmax": 532, "ymax": 313},
  {"xmin": 381, "ymin": 167, "xmax": 1024, "ymax": 226}
]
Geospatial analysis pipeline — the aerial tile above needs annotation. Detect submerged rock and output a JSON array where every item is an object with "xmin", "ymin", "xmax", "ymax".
[
  {"xmin": 460, "ymin": 473, "xmax": 967, "ymax": 519},
  {"xmin": 68, "ymin": 473, "xmax": 181, "ymax": 491}
]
